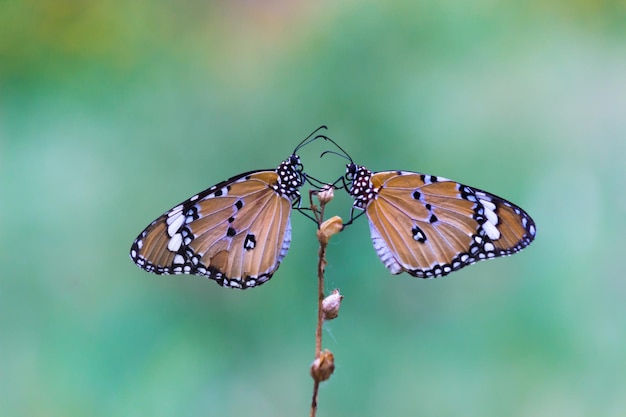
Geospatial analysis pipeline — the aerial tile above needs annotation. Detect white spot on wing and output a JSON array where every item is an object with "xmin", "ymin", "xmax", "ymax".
[
  {"xmin": 480, "ymin": 199, "xmax": 496, "ymax": 211},
  {"xmin": 167, "ymin": 205, "xmax": 183, "ymax": 217},
  {"xmin": 168, "ymin": 233, "xmax": 183, "ymax": 251},
  {"xmin": 484, "ymin": 207, "xmax": 499, "ymax": 227},
  {"xmin": 482, "ymin": 221, "xmax": 501, "ymax": 240},
  {"xmin": 167, "ymin": 213, "xmax": 185, "ymax": 237}
]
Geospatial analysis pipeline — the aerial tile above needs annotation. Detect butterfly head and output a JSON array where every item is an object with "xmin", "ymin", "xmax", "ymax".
[
  {"xmin": 316, "ymin": 141, "xmax": 373, "ymax": 210},
  {"xmin": 346, "ymin": 163, "xmax": 375, "ymax": 210},
  {"xmin": 275, "ymin": 125, "xmax": 336, "ymax": 199}
]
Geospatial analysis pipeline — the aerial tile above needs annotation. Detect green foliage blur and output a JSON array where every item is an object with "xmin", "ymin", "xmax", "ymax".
[{"xmin": 2, "ymin": 1, "xmax": 625, "ymax": 416}]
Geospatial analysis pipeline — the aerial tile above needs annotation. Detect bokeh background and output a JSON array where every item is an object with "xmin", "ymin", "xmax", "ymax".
[{"xmin": 2, "ymin": 1, "xmax": 625, "ymax": 416}]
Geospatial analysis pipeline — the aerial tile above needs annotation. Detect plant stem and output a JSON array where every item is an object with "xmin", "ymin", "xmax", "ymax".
[
  {"xmin": 309, "ymin": 187, "xmax": 341, "ymax": 417},
  {"xmin": 315, "ymin": 236, "xmax": 327, "ymax": 357},
  {"xmin": 310, "ymin": 190, "xmax": 327, "ymax": 417}
]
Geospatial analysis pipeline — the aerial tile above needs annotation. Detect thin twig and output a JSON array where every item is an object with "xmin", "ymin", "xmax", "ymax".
[
  {"xmin": 315, "ymin": 239, "xmax": 327, "ymax": 357},
  {"xmin": 311, "ymin": 228, "xmax": 328, "ymax": 417},
  {"xmin": 310, "ymin": 377, "xmax": 320, "ymax": 417},
  {"xmin": 310, "ymin": 189, "xmax": 324, "ymax": 417},
  {"xmin": 308, "ymin": 186, "xmax": 341, "ymax": 417}
]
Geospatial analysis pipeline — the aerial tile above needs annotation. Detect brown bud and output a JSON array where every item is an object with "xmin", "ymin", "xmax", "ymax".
[
  {"xmin": 317, "ymin": 216, "xmax": 344, "ymax": 245},
  {"xmin": 310, "ymin": 350, "xmax": 335, "ymax": 382},
  {"xmin": 316, "ymin": 185, "xmax": 335, "ymax": 205},
  {"xmin": 322, "ymin": 289, "xmax": 343, "ymax": 320}
]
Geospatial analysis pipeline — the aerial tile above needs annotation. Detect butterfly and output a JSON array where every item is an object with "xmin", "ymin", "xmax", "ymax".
[
  {"xmin": 339, "ymin": 159, "xmax": 536, "ymax": 278},
  {"xmin": 130, "ymin": 127, "xmax": 327, "ymax": 289}
]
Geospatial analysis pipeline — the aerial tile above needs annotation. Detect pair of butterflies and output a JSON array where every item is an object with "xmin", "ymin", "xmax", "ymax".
[{"xmin": 130, "ymin": 127, "xmax": 536, "ymax": 289}]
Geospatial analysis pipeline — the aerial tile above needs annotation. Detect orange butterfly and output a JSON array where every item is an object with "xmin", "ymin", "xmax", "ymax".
[
  {"xmin": 130, "ymin": 127, "xmax": 327, "ymax": 289},
  {"xmin": 341, "ymin": 161, "xmax": 536, "ymax": 278}
]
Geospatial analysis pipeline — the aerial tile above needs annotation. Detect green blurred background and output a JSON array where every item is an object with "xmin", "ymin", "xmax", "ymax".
[{"xmin": 2, "ymin": 0, "xmax": 625, "ymax": 416}]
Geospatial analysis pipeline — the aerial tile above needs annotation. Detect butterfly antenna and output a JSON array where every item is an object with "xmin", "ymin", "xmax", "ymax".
[
  {"xmin": 315, "ymin": 135, "xmax": 354, "ymax": 164},
  {"xmin": 342, "ymin": 207, "xmax": 366, "ymax": 228},
  {"xmin": 293, "ymin": 125, "xmax": 328, "ymax": 154},
  {"xmin": 319, "ymin": 149, "xmax": 348, "ymax": 162}
]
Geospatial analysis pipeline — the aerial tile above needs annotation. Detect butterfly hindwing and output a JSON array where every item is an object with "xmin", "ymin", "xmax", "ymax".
[
  {"xmin": 131, "ymin": 156, "xmax": 305, "ymax": 289},
  {"xmin": 348, "ymin": 166, "xmax": 536, "ymax": 278}
]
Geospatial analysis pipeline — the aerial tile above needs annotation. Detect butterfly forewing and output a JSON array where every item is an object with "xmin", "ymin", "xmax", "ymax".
[
  {"xmin": 131, "ymin": 158, "xmax": 304, "ymax": 289},
  {"xmin": 351, "ymin": 168, "xmax": 536, "ymax": 278},
  {"xmin": 211, "ymin": 182, "xmax": 291, "ymax": 281}
]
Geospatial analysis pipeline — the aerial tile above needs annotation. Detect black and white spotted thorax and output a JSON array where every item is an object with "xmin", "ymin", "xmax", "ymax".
[
  {"xmin": 275, "ymin": 154, "xmax": 306, "ymax": 201},
  {"xmin": 346, "ymin": 163, "xmax": 376, "ymax": 210}
]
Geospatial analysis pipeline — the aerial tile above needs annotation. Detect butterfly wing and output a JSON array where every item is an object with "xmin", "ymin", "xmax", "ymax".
[
  {"xmin": 130, "ymin": 170, "xmax": 294, "ymax": 289},
  {"xmin": 365, "ymin": 171, "xmax": 536, "ymax": 277}
]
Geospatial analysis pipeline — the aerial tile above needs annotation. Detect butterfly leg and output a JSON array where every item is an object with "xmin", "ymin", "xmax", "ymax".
[
  {"xmin": 293, "ymin": 194, "xmax": 320, "ymax": 224},
  {"xmin": 342, "ymin": 206, "xmax": 366, "ymax": 228}
]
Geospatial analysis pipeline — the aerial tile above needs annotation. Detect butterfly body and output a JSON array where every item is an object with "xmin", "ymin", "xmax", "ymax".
[
  {"xmin": 346, "ymin": 163, "xmax": 536, "ymax": 278},
  {"xmin": 130, "ymin": 155, "xmax": 306, "ymax": 289}
]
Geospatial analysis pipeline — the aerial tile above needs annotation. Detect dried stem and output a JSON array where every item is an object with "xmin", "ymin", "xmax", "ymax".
[
  {"xmin": 310, "ymin": 385, "xmax": 320, "ymax": 417},
  {"xmin": 308, "ymin": 187, "xmax": 340, "ymax": 417},
  {"xmin": 311, "ymin": 227, "xmax": 328, "ymax": 416},
  {"xmin": 315, "ymin": 240, "xmax": 327, "ymax": 357},
  {"xmin": 310, "ymin": 189, "xmax": 325, "ymax": 417}
]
